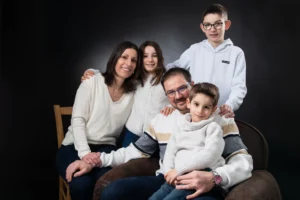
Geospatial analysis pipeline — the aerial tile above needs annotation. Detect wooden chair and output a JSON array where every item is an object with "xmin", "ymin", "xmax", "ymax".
[{"xmin": 54, "ymin": 105, "xmax": 73, "ymax": 200}]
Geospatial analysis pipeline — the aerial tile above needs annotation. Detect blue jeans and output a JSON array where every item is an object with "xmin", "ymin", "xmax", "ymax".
[
  {"xmin": 149, "ymin": 182, "xmax": 224, "ymax": 200},
  {"xmin": 56, "ymin": 144, "xmax": 117, "ymax": 200},
  {"xmin": 101, "ymin": 174, "xmax": 165, "ymax": 200},
  {"xmin": 121, "ymin": 126, "xmax": 140, "ymax": 147}
]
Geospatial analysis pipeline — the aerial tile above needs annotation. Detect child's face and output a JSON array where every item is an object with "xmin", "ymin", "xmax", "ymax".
[
  {"xmin": 143, "ymin": 45, "xmax": 158, "ymax": 74},
  {"xmin": 187, "ymin": 93, "xmax": 217, "ymax": 122},
  {"xmin": 200, "ymin": 13, "xmax": 231, "ymax": 46}
]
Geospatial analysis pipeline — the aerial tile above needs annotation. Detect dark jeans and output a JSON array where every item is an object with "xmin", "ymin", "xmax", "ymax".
[
  {"xmin": 56, "ymin": 144, "xmax": 117, "ymax": 200},
  {"xmin": 101, "ymin": 174, "xmax": 165, "ymax": 200},
  {"xmin": 149, "ymin": 182, "xmax": 224, "ymax": 200},
  {"xmin": 121, "ymin": 126, "xmax": 140, "ymax": 147}
]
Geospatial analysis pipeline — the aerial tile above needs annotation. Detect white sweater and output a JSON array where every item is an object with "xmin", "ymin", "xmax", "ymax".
[
  {"xmin": 62, "ymin": 74, "xmax": 134, "ymax": 159},
  {"xmin": 125, "ymin": 75, "xmax": 169, "ymax": 136},
  {"xmin": 163, "ymin": 114, "xmax": 225, "ymax": 176},
  {"xmin": 99, "ymin": 109, "xmax": 253, "ymax": 189},
  {"xmin": 166, "ymin": 39, "xmax": 247, "ymax": 111}
]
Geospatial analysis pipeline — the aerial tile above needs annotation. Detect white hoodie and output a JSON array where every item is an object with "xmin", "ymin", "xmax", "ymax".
[{"xmin": 166, "ymin": 39, "xmax": 247, "ymax": 111}]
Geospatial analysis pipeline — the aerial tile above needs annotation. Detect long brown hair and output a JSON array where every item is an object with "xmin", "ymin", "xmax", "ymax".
[
  {"xmin": 138, "ymin": 41, "xmax": 166, "ymax": 87},
  {"xmin": 102, "ymin": 41, "xmax": 140, "ymax": 93}
]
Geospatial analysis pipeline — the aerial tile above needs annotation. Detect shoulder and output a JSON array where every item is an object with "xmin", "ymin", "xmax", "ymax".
[
  {"xmin": 81, "ymin": 73, "xmax": 104, "ymax": 88},
  {"xmin": 207, "ymin": 121, "xmax": 222, "ymax": 132},
  {"xmin": 231, "ymin": 45, "xmax": 245, "ymax": 57}
]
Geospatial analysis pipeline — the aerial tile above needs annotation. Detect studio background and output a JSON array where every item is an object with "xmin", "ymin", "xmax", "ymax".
[{"xmin": 1, "ymin": 0, "xmax": 298, "ymax": 199}]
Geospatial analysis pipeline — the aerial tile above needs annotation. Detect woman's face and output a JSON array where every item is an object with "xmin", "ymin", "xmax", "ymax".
[
  {"xmin": 115, "ymin": 48, "xmax": 138, "ymax": 79},
  {"xmin": 143, "ymin": 46, "xmax": 158, "ymax": 74}
]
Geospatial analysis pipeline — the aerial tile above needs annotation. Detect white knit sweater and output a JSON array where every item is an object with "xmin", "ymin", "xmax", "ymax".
[
  {"xmin": 62, "ymin": 74, "xmax": 134, "ymax": 158},
  {"xmin": 163, "ymin": 114, "xmax": 225, "ymax": 176}
]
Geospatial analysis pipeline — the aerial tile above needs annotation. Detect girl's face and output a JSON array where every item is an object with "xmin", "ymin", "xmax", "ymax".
[
  {"xmin": 115, "ymin": 48, "xmax": 137, "ymax": 79},
  {"xmin": 143, "ymin": 46, "xmax": 158, "ymax": 74}
]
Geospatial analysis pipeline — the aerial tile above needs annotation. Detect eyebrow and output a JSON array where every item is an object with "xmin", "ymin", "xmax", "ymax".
[{"xmin": 203, "ymin": 20, "xmax": 223, "ymax": 24}]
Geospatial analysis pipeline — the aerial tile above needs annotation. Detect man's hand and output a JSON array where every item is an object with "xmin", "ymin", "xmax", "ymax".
[
  {"xmin": 164, "ymin": 169, "xmax": 178, "ymax": 185},
  {"xmin": 175, "ymin": 170, "xmax": 215, "ymax": 200},
  {"xmin": 81, "ymin": 69, "xmax": 95, "ymax": 81},
  {"xmin": 82, "ymin": 152, "xmax": 101, "ymax": 167},
  {"xmin": 66, "ymin": 160, "xmax": 94, "ymax": 182},
  {"xmin": 219, "ymin": 104, "xmax": 234, "ymax": 118}
]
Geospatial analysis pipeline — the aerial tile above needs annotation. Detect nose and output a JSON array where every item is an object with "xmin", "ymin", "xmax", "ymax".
[
  {"xmin": 126, "ymin": 58, "xmax": 132, "ymax": 66},
  {"xmin": 175, "ymin": 91, "xmax": 183, "ymax": 99}
]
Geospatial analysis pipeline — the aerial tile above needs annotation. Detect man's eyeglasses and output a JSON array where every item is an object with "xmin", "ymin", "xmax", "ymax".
[
  {"xmin": 202, "ymin": 21, "xmax": 224, "ymax": 30},
  {"xmin": 165, "ymin": 83, "xmax": 190, "ymax": 98}
]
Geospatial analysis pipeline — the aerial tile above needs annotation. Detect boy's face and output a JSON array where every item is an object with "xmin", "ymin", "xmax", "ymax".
[
  {"xmin": 187, "ymin": 93, "xmax": 217, "ymax": 122},
  {"xmin": 200, "ymin": 13, "xmax": 231, "ymax": 46}
]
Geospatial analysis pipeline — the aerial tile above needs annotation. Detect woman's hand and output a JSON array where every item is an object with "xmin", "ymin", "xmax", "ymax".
[
  {"xmin": 160, "ymin": 106, "xmax": 175, "ymax": 116},
  {"xmin": 66, "ymin": 160, "xmax": 94, "ymax": 182},
  {"xmin": 82, "ymin": 152, "xmax": 101, "ymax": 167},
  {"xmin": 81, "ymin": 69, "xmax": 95, "ymax": 81}
]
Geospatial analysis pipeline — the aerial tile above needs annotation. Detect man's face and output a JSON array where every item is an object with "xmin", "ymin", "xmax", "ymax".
[{"xmin": 163, "ymin": 74, "xmax": 191, "ymax": 114}]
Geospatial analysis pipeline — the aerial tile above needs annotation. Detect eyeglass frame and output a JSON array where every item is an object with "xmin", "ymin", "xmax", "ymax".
[
  {"xmin": 165, "ymin": 82, "xmax": 191, "ymax": 98},
  {"xmin": 202, "ymin": 21, "xmax": 226, "ymax": 30}
]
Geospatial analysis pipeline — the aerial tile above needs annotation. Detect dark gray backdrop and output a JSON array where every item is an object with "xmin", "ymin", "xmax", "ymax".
[{"xmin": 1, "ymin": 0, "xmax": 299, "ymax": 199}]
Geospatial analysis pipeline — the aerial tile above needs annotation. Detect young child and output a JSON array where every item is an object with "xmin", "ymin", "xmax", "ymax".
[
  {"xmin": 149, "ymin": 82, "xmax": 225, "ymax": 200},
  {"xmin": 167, "ymin": 4, "xmax": 247, "ymax": 115},
  {"xmin": 81, "ymin": 41, "xmax": 172, "ymax": 147}
]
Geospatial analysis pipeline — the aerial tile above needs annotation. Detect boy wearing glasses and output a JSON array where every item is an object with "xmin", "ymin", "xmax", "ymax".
[
  {"xmin": 149, "ymin": 82, "xmax": 225, "ymax": 200},
  {"xmin": 167, "ymin": 4, "xmax": 247, "ymax": 116}
]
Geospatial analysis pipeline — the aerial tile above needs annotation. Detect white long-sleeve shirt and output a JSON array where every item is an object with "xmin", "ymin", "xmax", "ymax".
[
  {"xmin": 62, "ymin": 74, "xmax": 134, "ymax": 158},
  {"xmin": 163, "ymin": 114, "xmax": 225, "ymax": 176},
  {"xmin": 125, "ymin": 75, "xmax": 169, "ymax": 136},
  {"xmin": 166, "ymin": 39, "xmax": 247, "ymax": 111},
  {"xmin": 100, "ymin": 109, "xmax": 253, "ymax": 189},
  {"xmin": 91, "ymin": 69, "xmax": 169, "ymax": 137}
]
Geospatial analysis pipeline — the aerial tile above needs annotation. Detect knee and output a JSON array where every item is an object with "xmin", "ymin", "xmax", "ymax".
[
  {"xmin": 101, "ymin": 182, "xmax": 124, "ymax": 200},
  {"xmin": 69, "ymin": 176, "xmax": 94, "ymax": 194}
]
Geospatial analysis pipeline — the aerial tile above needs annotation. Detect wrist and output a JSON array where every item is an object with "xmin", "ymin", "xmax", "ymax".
[{"xmin": 212, "ymin": 170, "xmax": 223, "ymax": 187}]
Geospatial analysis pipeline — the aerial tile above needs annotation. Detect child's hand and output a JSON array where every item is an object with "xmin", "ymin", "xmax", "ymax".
[
  {"xmin": 164, "ymin": 169, "xmax": 178, "ymax": 185},
  {"xmin": 219, "ymin": 104, "xmax": 234, "ymax": 118},
  {"xmin": 160, "ymin": 106, "xmax": 175, "ymax": 116},
  {"xmin": 81, "ymin": 69, "xmax": 95, "ymax": 81}
]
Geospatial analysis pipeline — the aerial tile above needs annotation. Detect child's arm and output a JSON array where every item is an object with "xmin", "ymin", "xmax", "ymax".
[
  {"xmin": 225, "ymin": 51, "xmax": 247, "ymax": 111},
  {"xmin": 166, "ymin": 45, "xmax": 195, "ymax": 70},
  {"xmin": 163, "ymin": 133, "xmax": 177, "ymax": 174},
  {"xmin": 175, "ymin": 122, "xmax": 225, "ymax": 176}
]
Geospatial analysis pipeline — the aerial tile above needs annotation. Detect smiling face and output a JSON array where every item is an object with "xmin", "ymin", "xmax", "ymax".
[
  {"xmin": 200, "ymin": 13, "xmax": 231, "ymax": 47},
  {"xmin": 163, "ymin": 74, "xmax": 192, "ymax": 114},
  {"xmin": 114, "ymin": 48, "xmax": 137, "ymax": 80},
  {"xmin": 187, "ymin": 93, "xmax": 217, "ymax": 122},
  {"xmin": 143, "ymin": 46, "xmax": 158, "ymax": 74}
]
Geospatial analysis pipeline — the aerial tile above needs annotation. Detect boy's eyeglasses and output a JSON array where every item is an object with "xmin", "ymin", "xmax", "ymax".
[
  {"xmin": 165, "ymin": 83, "xmax": 190, "ymax": 98},
  {"xmin": 202, "ymin": 22, "xmax": 224, "ymax": 30}
]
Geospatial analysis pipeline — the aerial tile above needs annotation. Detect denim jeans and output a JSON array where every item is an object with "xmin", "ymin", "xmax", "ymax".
[
  {"xmin": 149, "ymin": 182, "xmax": 224, "ymax": 200},
  {"xmin": 56, "ymin": 144, "xmax": 117, "ymax": 200},
  {"xmin": 101, "ymin": 174, "xmax": 165, "ymax": 200}
]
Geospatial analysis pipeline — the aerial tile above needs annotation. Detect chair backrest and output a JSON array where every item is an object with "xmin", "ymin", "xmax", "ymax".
[
  {"xmin": 235, "ymin": 119, "xmax": 268, "ymax": 170},
  {"xmin": 53, "ymin": 105, "xmax": 73, "ymax": 148}
]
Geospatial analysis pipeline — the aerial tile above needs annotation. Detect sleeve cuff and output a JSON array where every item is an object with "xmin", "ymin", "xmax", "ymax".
[{"xmin": 78, "ymin": 149, "xmax": 91, "ymax": 159}]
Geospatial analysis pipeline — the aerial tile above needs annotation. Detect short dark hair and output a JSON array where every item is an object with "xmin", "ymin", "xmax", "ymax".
[
  {"xmin": 161, "ymin": 67, "xmax": 191, "ymax": 91},
  {"xmin": 189, "ymin": 83, "xmax": 219, "ymax": 106},
  {"xmin": 138, "ymin": 41, "xmax": 166, "ymax": 86},
  {"xmin": 202, "ymin": 4, "xmax": 228, "ymax": 22},
  {"xmin": 102, "ymin": 41, "xmax": 140, "ymax": 93}
]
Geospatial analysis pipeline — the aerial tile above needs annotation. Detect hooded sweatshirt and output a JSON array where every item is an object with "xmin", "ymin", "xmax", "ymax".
[{"xmin": 166, "ymin": 39, "xmax": 247, "ymax": 111}]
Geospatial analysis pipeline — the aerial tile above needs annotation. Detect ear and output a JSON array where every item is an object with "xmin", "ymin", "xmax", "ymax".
[
  {"xmin": 186, "ymin": 98, "xmax": 191, "ymax": 109},
  {"xmin": 200, "ymin": 23, "xmax": 205, "ymax": 32},
  {"xmin": 212, "ymin": 106, "xmax": 218, "ymax": 113},
  {"xmin": 190, "ymin": 81, "xmax": 195, "ymax": 87},
  {"xmin": 225, "ymin": 20, "xmax": 231, "ymax": 30}
]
